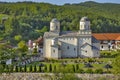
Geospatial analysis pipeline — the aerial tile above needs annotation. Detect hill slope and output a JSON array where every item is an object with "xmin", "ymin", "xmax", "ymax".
[{"xmin": 0, "ymin": 1, "xmax": 120, "ymax": 44}]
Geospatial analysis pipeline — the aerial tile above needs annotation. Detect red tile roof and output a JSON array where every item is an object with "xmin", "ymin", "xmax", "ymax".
[{"xmin": 92, "ymin": 33, "xmax": 120, "ymax": 40}]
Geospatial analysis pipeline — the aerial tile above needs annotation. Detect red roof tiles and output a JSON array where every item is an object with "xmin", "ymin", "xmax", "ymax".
[{"xmin": 92, "ymin": 33, "xmax": 120, "ymax": 40}]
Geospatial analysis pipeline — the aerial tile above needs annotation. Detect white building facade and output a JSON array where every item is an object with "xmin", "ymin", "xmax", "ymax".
[{"xmin": 43, "ymin": 17, "xmax": 100, "ymax": 59}]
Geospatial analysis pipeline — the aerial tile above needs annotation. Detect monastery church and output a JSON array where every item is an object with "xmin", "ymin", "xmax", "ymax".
[{"xmin": 43, "ymin": 17, "xmax": 100, "ymax": 59}]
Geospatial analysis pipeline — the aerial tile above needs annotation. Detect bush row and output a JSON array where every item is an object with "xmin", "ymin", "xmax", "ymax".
[{"xmin": 0, "ymin": 64, "xmax": 109, "ymax": 74}]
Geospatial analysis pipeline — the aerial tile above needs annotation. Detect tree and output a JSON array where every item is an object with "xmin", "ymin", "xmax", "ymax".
[
  {"xmin": 19, "ymin": 66, "xmax": 22, "ymax": 72},
  {"xmin": 39, "ymin": 65, "xmax": 42, "ymax": 72},
  {"xmin": 0, "ymin": 64, "xmax": 4, "ymax": 73},
  {"xmin": 24, "ymin": 65, "xmax": 27, "ymax": 72},
  {"xmin": 14, "ymin": 35, "xmax": 22, "ymax": 42},
  {"xmin": 34, "ymin": 65, "xmax": 37, "ymax": 72},
  {"xmin": 15, "ymin": 66, "xmax": 18, "ymax": 72},
  {"xmin": 0, "ymin": 43, "xmax": 13, "ymax": 69},
  {"xmin": 18, "ymin": 40, "xmax": 28, "ymax": 52},
  {"xmin": 49, "ymin": 64, "xmax": 52, "ymax": 72},
  {"xmin": 39, "ymin": 63, "xmax": 44, "ymax": 72},
  {"xmin": 113, "ymin": 56, "xmax": 120, "ymax": 74},
  {"xmin": 84, "ymin": 63, "xmax": 93, "ymax": 68},
  {"xmin": 76, "ymin": 64, "xmax": 79, "ymax": 71},
  {"xmin": 104, "ymin": 64, "xmax": 112, "ymax": 72},
  {"xmin": 29, "ymin": 65, "xmax": 32, "ymax": 72},
  {"xmin": 33, "ymin": 46, "xmax": 37, "ymax": 54}
]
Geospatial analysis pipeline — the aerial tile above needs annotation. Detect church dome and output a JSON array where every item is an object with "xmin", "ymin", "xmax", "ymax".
[
  {"xmin": 51, "ymin": 18, "xmax": 59, "ymax": 23},
  {"xmin": 80, "ymin": 17, "xmax": 90, "ymax": 22}
]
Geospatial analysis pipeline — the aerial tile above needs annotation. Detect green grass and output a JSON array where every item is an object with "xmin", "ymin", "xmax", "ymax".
[
  {"xmin": 15, "ymin": 50, "xmax": 120, "ymax": 73},
  {"xmin": 0, "ymin": 14, "xmax": 9, "ymax": 19}
]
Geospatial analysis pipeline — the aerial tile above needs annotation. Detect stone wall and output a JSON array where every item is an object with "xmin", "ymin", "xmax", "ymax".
[{"xmin": 0, "ymin": 73, "xmax": 119, "ymax": 80}]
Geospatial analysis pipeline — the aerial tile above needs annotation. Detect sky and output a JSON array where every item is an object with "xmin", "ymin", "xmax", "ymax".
[{"xmin": 0, "ymin": 0, "xmax": 120, "ymax": 5}]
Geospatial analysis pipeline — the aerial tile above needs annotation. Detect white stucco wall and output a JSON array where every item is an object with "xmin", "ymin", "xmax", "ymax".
[
  {"xmin": 51, "ymin": 46, "xmax": 59, "ymax": 59},
  {"xmin": 92, "ymin": 43, "xmax": 100, "ymax": 57},
  {"xmin": 78, "ymin": 36, "xmax": 92, "ymax": 57},
  {"xmin": 100, "ymin": 44, "xmax": 109, "ymax": 50},
  {"xmin": 59, "ymin": 37, "xmax": 78, "ymax": 58},
  {"xmin": 80, "ymin": 44, "xmax": 92, "ymax": 58},
  {"xmin": 44, "ymin": 38, "xmax": 53, "ymax": 58}
]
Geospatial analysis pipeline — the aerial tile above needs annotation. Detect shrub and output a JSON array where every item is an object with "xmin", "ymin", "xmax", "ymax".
[
  {"xmin": 72, "ymin": 65, "xmax": 75, "ymax": 72},
  {"xmin": 0, "ymin": 64, "xmax": 4, "ymax": 73},
  {"xmin": 15, "ymin": 66, "xmax": 18, "ymax": 72},
  {"xmin": 53, "ymin": 65, "xmax": 56, "ymax": 72},
  {"xmin": 9, "ymin": 65, "xmax": 14, "ymax": 72},
  {"xmin": 43, "ymin": 65, "xmax": 48, "ymax": 72},
  {"xmin": 86, "ymin": 69, "xmax": 93, "ymax": 73},
  {"xmin": 76, "ymin": 64, "xmax": 79, "ymax": 71},
  {"xmin": 29, "ymin": 65, "xmax": 32, "ymax": 72},
  {"xmin": 78, "ymin": 69, "xmax": 84, "ymax": 73},
  {"xmin": 95, "ymin": 69, "xmax": 103, "ymax": 74},
  {"xmin": 87, "ymin": 58, "xmax": 94, "ymax": 62}
]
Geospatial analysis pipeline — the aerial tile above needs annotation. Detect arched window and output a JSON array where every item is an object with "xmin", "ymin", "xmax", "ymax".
[{"xmin": 67, "ymin": 46, "xmax": 69, "ymax": 49}]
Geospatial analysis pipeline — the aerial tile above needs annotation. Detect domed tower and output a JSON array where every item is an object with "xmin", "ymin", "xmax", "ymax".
[
  {"xmin": 50, "ymin": 18, "xmax": 60, "ymax": 32},
  {"xmin": 80, "ymin": 17, "xmax": 90, "ymax": 30}
]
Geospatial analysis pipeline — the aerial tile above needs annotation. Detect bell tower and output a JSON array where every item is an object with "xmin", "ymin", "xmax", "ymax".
[
  {"xmin": 79, "ymin": 17, "xmax": 91, "ymax": 34},
  {"xmin": 50, "ymin": 18, "xmax": 60, "ymax": 32},
  {"xmin": 80, "ymin": 17, "xmax": 90, "ymax": 30}
]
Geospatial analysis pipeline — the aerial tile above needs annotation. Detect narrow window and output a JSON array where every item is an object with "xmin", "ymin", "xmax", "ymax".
[
  {"xmin": 101, "ymin": 45, "xmax": 103, "ymax": 48},
  {"xmin": 67, "ymin": 46, "xmax": 69, "ymax": 49},
  {"xmin": 53, "ymin": 49, "xmax": 55, "ymax": 53},
  {"xmin": 74, "ymin": 48, "xmax": 76, "ymax": 51}
]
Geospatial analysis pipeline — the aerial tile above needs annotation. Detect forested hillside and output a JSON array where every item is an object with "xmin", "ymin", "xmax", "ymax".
[{"xmin": 0, "ymin": 1, "xmax": 120, "ymax": 45}]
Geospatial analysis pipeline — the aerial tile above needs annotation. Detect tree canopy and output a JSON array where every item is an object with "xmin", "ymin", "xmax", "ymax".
[{"xmin": 0, "ymin": 1, "xmax": 120, "ymax": 44}]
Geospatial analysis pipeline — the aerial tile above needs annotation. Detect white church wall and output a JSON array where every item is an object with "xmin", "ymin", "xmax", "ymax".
[
  {"xmin": 78, "ymin": 36, "xmax": 92, "ymax": 57},
  {"xmin": 59, "ymin": 37, "xmax": 78, "ymax": 58},
  {"xmin": 92, "ymin": 49, "xmax": 100, "ymax": 57},
  {"xmin": 80, "ymin": 45, "xmax": 92, "ymax": 58},
  {"xmin": 44, "ymin": 38, "xmax": 53, "ymax": 58},
  {"xmin": 51, "ymin": 46, "xmax": 59, "ymax": 59},
  {"xmin": 92, "ymin": 42, "xmax": 100, "ymax": 57}
]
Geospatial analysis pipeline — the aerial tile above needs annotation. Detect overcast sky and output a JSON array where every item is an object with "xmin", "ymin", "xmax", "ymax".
[{"xmin": 0, "ymin": 0, "xmax": 120, "ymax": 5}]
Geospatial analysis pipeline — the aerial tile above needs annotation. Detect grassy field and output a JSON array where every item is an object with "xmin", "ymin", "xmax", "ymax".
[
  {"xmin": 23, "ymin": 50, "xmax": 120, "ymax": 73},
  {"xmin": 7, "ymin": 50, "xmax": 119, "ymax": 73}
]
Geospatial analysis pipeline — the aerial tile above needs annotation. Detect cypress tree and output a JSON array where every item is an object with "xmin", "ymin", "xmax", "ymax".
[
  {"xmin": 76, "ymin": 64, "xmax": 79, "ymax": 71},
  {"xmin": 44, "ymin": 65, "xmax": 47, "ymax": 72},
  {"xmin": 49, "ymin": 64, "xmax": 52, "ymax": 72},
  {"xmin": 54, "ymin": 65, "xmax": 56, "ymax": 72},
  {"xmin": 73, "ymin": 65, "xmax": 75, "ymax": 72},
  {"xmin": 34, "ymin": 65, "xmax": 37, "ymax": 72},
  {"xmin": 15, "ymin": 66, "xmax": 18, "ymax": 72},
  {"xmin": 24, "ymin": 65, "xmax": 27, "ymax": 72},
  {"xmin": 29, "ymin": 65, "xmax": 32, "ymax": 72},
  {"xmin": 39, "ymin": 66, "xmax": 41, "ymax": 72},
  {"xmin": 19, "ymin": 66, "xmax": 22, "ymax": 72}
]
